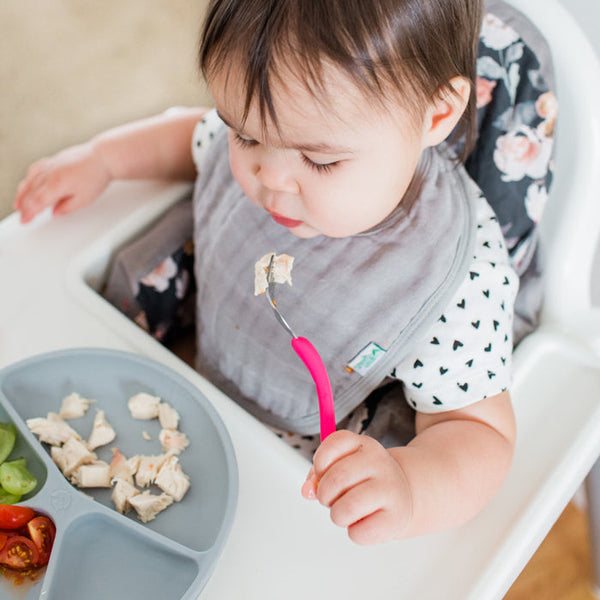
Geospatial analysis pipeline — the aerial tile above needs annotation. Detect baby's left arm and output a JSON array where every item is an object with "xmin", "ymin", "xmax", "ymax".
[{"xmin": 302, "ymin": 390, "xmax": 515, "ymax": 545}]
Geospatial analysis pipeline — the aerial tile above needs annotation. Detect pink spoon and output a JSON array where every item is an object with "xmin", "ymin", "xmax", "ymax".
[{"xmin": 265, "ymin": 256, "xmax": 335, "ymax": 441}]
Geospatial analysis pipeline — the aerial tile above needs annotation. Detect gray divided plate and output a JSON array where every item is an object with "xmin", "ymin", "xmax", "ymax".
[{"xmin": 0, "ymin": 348, "xmax": 238, "ymax": 599}]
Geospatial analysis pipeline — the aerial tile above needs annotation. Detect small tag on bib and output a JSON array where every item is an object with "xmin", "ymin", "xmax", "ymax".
[{"xmin": 345, "ymin": 342, "xmax": 387, "ymax": 376}]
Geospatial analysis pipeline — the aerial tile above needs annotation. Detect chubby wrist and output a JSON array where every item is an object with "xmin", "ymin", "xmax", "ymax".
[
  {"xmin": 89, "ymin": 135, "xmax": 119, "ymax": 182},
  {"xmin": 386, "ymin": 447, "xmax": 417, "ymax": 537}
]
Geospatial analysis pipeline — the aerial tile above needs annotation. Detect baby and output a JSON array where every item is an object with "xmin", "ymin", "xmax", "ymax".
[{"xmin": 15, "ymin": 0, "xmax": 520, "ymax": 545}]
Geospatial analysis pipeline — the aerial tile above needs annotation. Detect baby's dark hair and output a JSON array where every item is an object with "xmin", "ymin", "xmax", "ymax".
[{"xmin": 199, "ymin": 0, "xmax": 482, "ymax": 160}]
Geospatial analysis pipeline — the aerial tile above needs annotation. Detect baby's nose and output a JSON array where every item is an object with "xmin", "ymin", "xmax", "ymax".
[{"xmin": 253, "ymin": 151, "xmax": 300, "ymax": 194}]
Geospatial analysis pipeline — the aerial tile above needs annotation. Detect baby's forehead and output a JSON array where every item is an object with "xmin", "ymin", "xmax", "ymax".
[{"xmin": 209, "ymin": 55, "xmax": 411, "ymax": 136}]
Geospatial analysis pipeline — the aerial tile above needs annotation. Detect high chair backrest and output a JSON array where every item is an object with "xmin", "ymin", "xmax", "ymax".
[{"xmin": 506, "ymin": 0, "xmax": 600, "ymax": 325}]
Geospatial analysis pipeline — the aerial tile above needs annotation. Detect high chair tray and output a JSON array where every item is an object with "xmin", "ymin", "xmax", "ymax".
[{"xmin": 0, "ymin": 348, "xmax": 238, "ymax": 600}]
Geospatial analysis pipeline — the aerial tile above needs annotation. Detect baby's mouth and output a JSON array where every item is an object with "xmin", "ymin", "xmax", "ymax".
[{"xmin": 267, "ymin": 211, "xmax": 303, "ymax": 228}]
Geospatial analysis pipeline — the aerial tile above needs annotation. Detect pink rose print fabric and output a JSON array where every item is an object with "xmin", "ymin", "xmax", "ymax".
[
  {"xmin": 134, "ymin": 241, "xmax": 196, "ymax": 342},
  {"xmin": 453, "ymin": 7, "xmax": 557, "ymax": 276}
]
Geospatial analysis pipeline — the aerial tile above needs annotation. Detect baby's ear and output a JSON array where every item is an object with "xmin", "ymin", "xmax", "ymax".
[{"xmin": 420, "ymin": 77, "xmax": 471, "ymax": 149}]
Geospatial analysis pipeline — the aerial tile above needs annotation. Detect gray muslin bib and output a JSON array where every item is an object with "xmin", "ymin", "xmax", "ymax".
[{"xmin": 193, "ymin": 125, "xmax": 478, "ymax": 433}]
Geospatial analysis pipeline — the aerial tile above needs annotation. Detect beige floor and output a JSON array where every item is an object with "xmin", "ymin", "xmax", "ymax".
[
  {"xmin": 506, "ymin": 501, "xmax": 598, "ymax": 600},
  {"xmin": 0, "ymin": 0, "xmax": 212, "ymax": 219}
]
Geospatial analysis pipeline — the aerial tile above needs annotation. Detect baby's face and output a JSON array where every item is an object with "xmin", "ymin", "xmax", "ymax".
[{"xmin": 209, "ymin": 63, "xmax": 429, "ymax": 238}]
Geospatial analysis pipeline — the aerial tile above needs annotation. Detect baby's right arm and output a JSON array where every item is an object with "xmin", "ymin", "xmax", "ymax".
[{"xmin": 14, "ymin": 107, "xmax": 209, "ymax": 223}]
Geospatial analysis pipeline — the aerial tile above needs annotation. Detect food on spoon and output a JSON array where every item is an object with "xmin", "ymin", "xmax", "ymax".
[
  {"xmin": 111, "ymin": 478, "xmax": 140, "ymax": 514},
  {"xmin": 0, "ymin": 459, "xmax": 37, "ymax": 496},
  {"xmin": 87, "ymin": 409, "xmax": 116, "ymax": 450},
  {"xmin": 127, "ymin": 392, "xmax": 161, "ymax": 420},
  {"xmin": 58, "ymin": 392, "xmax": 92, "ymax": 420},
  {"xmin": 155, "ymin": 455, "xmax": 190, "ymax": 502},
  {"xmin": 26, "ymin": 413, "xmax": 81, "ymax": 446},
  {"xmin": 158, "ymin": 402, "xmax": 180, "ymax": 430},
  {"xmin": 0, "ymin": 424, "xmax": 17, "ymax": 464},
  {"xmin": 129, "ymin": 491, "xmax": 174, "ymax": 523},
  {"xmin": 159, "ymin": 429, "xmax": 189, "ymax": 455},
  {"xmin": 254, "ymin": 252, "xmax": 294, "ymax": 295}
]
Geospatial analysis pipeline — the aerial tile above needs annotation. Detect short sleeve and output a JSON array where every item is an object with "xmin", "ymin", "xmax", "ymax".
[
  {"xmin": 191, "ymin": 108, "xmax": 225, "ymax": 172},
  {"xmin": 391, "ymin": 195, "xmax": 519, "ymax": 413}
]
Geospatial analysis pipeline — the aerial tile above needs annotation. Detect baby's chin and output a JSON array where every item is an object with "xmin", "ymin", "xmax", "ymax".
[
  {"xmin": 286, "ymin": 223, "xmax": 321, "ymax": 239},
  {"xmin": 284, "ymin": 219, "xmax": 375, "ymax": 239}
]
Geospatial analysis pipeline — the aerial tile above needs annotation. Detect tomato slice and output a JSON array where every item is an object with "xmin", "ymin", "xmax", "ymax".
[
  {"xmin": 0, "ymin": 534, "xmax": 7, "ymax": 552},
  {"xmin": 0, "ymin": 536, "xmax": 39, "ymax": 569},
  {"xmin": 0, "ymin": 528, "xmax": 22, "ymax": 538},
  {"xmin": 27, "ymin": 516, "xmax": 55, "ymax": 565},
  {"xmin": 0, "ymin": 505, "xmax": 35, "ymax": 530}
]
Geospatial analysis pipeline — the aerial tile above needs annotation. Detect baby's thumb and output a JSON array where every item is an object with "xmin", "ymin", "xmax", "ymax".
[{"xmin": 301, "ymin": 467, "xmax": 319, "ymax": 500}]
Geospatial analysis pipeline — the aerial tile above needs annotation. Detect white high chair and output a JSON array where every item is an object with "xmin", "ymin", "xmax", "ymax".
[
  {"xmin": 90, "ymin": 2, "xmax": 600, "ymax": 597},
  {"xmin": 34, "ymin": 0, "xmax": 600, "ymax": 597},
  {"xmin": 472, "ymin": 0, "xmax": 600, "ymax": 597}
]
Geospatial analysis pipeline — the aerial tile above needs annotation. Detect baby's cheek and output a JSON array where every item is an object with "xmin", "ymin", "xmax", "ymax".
[
  {"xmin": 228, "ymin": 150, "xmax": 247, "ymax": 186},
  {"xmin": 229, "ymin": 152, "xmax": 257, "ymax": 201}
]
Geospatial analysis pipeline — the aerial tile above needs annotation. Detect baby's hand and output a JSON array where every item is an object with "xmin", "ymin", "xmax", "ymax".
[
  {"xmin": 302, "ymin": 430, "xmax": 412, "ymax": 545},
  {"xmin": 14, "ymin": 142, "xmax": 111, "ymax": 224}
]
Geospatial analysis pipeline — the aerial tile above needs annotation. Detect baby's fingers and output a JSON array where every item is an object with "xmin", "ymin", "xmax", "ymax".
[
  {"xmin": 316, "ymin": 450, "xmax": 373, "ymax": 508},
  {"xmin": 329, "ymin": 481, "xmax": 382, "ymax": 529},
  {"xmin": 18, "ymin": 187, "xmax": 56, "ymax": 223},
  {"xmin": 53, "ymin": 195, "xmax": 85, "ymax": 216},
  {"xmin": 15, "ymin": 173, "xmax": 59, "ymax": 223},
  {"xmin": 301, "ymin": 467, "xmax": 318, "ymax": 500},
  {"xmin": 346, "ymin": 507, "xmax": 396, "ymax": 546},
  {"xmin": 14, "ymin": 166, "xmax": 44, "ymax": 213},
  {"xmin": 331, "ymin": 479, "xmax": 409, "ymax": 545},
  {"xmin": 313, "ymin": 430, "xmax": 364, "ymax": 476},
  {"xmin": 18, "ymin": 168, "xmax": 82, "ymax": 223},
  {"xmin": 13, "ymin": 179, "xmax": 29, "ymax": 212}
]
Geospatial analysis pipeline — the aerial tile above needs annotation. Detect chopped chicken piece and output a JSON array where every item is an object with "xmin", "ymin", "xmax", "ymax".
[
  {"xmin": 27, "ymin": 412, "xmax": 81, "ymax": 446},
  {"xmin": 32, "ymin": 389, "xmax": 190, "ymax": 523},
  {"xmin": 109, "ymin": 448, "xmax": 135, "ymax": 485},
  {"xmin": 158, "ymin": 402, "xmax": 180, "ymax": 430},
  {"xmin": 155, "ymin": 455, "xmax": 190, "ymax": 502},
  {"xmin": 159, "ymin": 429, "xmax": 189, "ymax": 455},
  {"xmin": 129, "ymin": 491, "xmax": 173, "ymax": 523},
  {"xmin": 59, "ymin": 392, "xmax": 92, "ymax": 420},
  {"xmin": 127, "ymin": 393, "xmax": 161, "ymax": 420},
  {"xmin": 111, "ymin": 478, "xmax": 140, "ymax": 514},
  {"xmin": 70, "ymin": 461, "xmax": 111, "ymax": 488},
  {"xmin": 131, "ymin": 454, "xmax": 168, "ymax": 488},
  {"xmin": 127, "ymin": 455, "xmax": 141, "ymax": 475},
  {"xmin": 50, "ymin": 445, "xmax": 69, "ymax": 474},
  {"xmin": 87, "ymin": 409, "xmax": 116, "ymax": 450},
  {"xmin": 53, "ymin": 437, "xmax": 97, "ymax": 476},
  {"xmin": 254, "ymin": 252, "xmax": 294, "ymax": 295}
]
